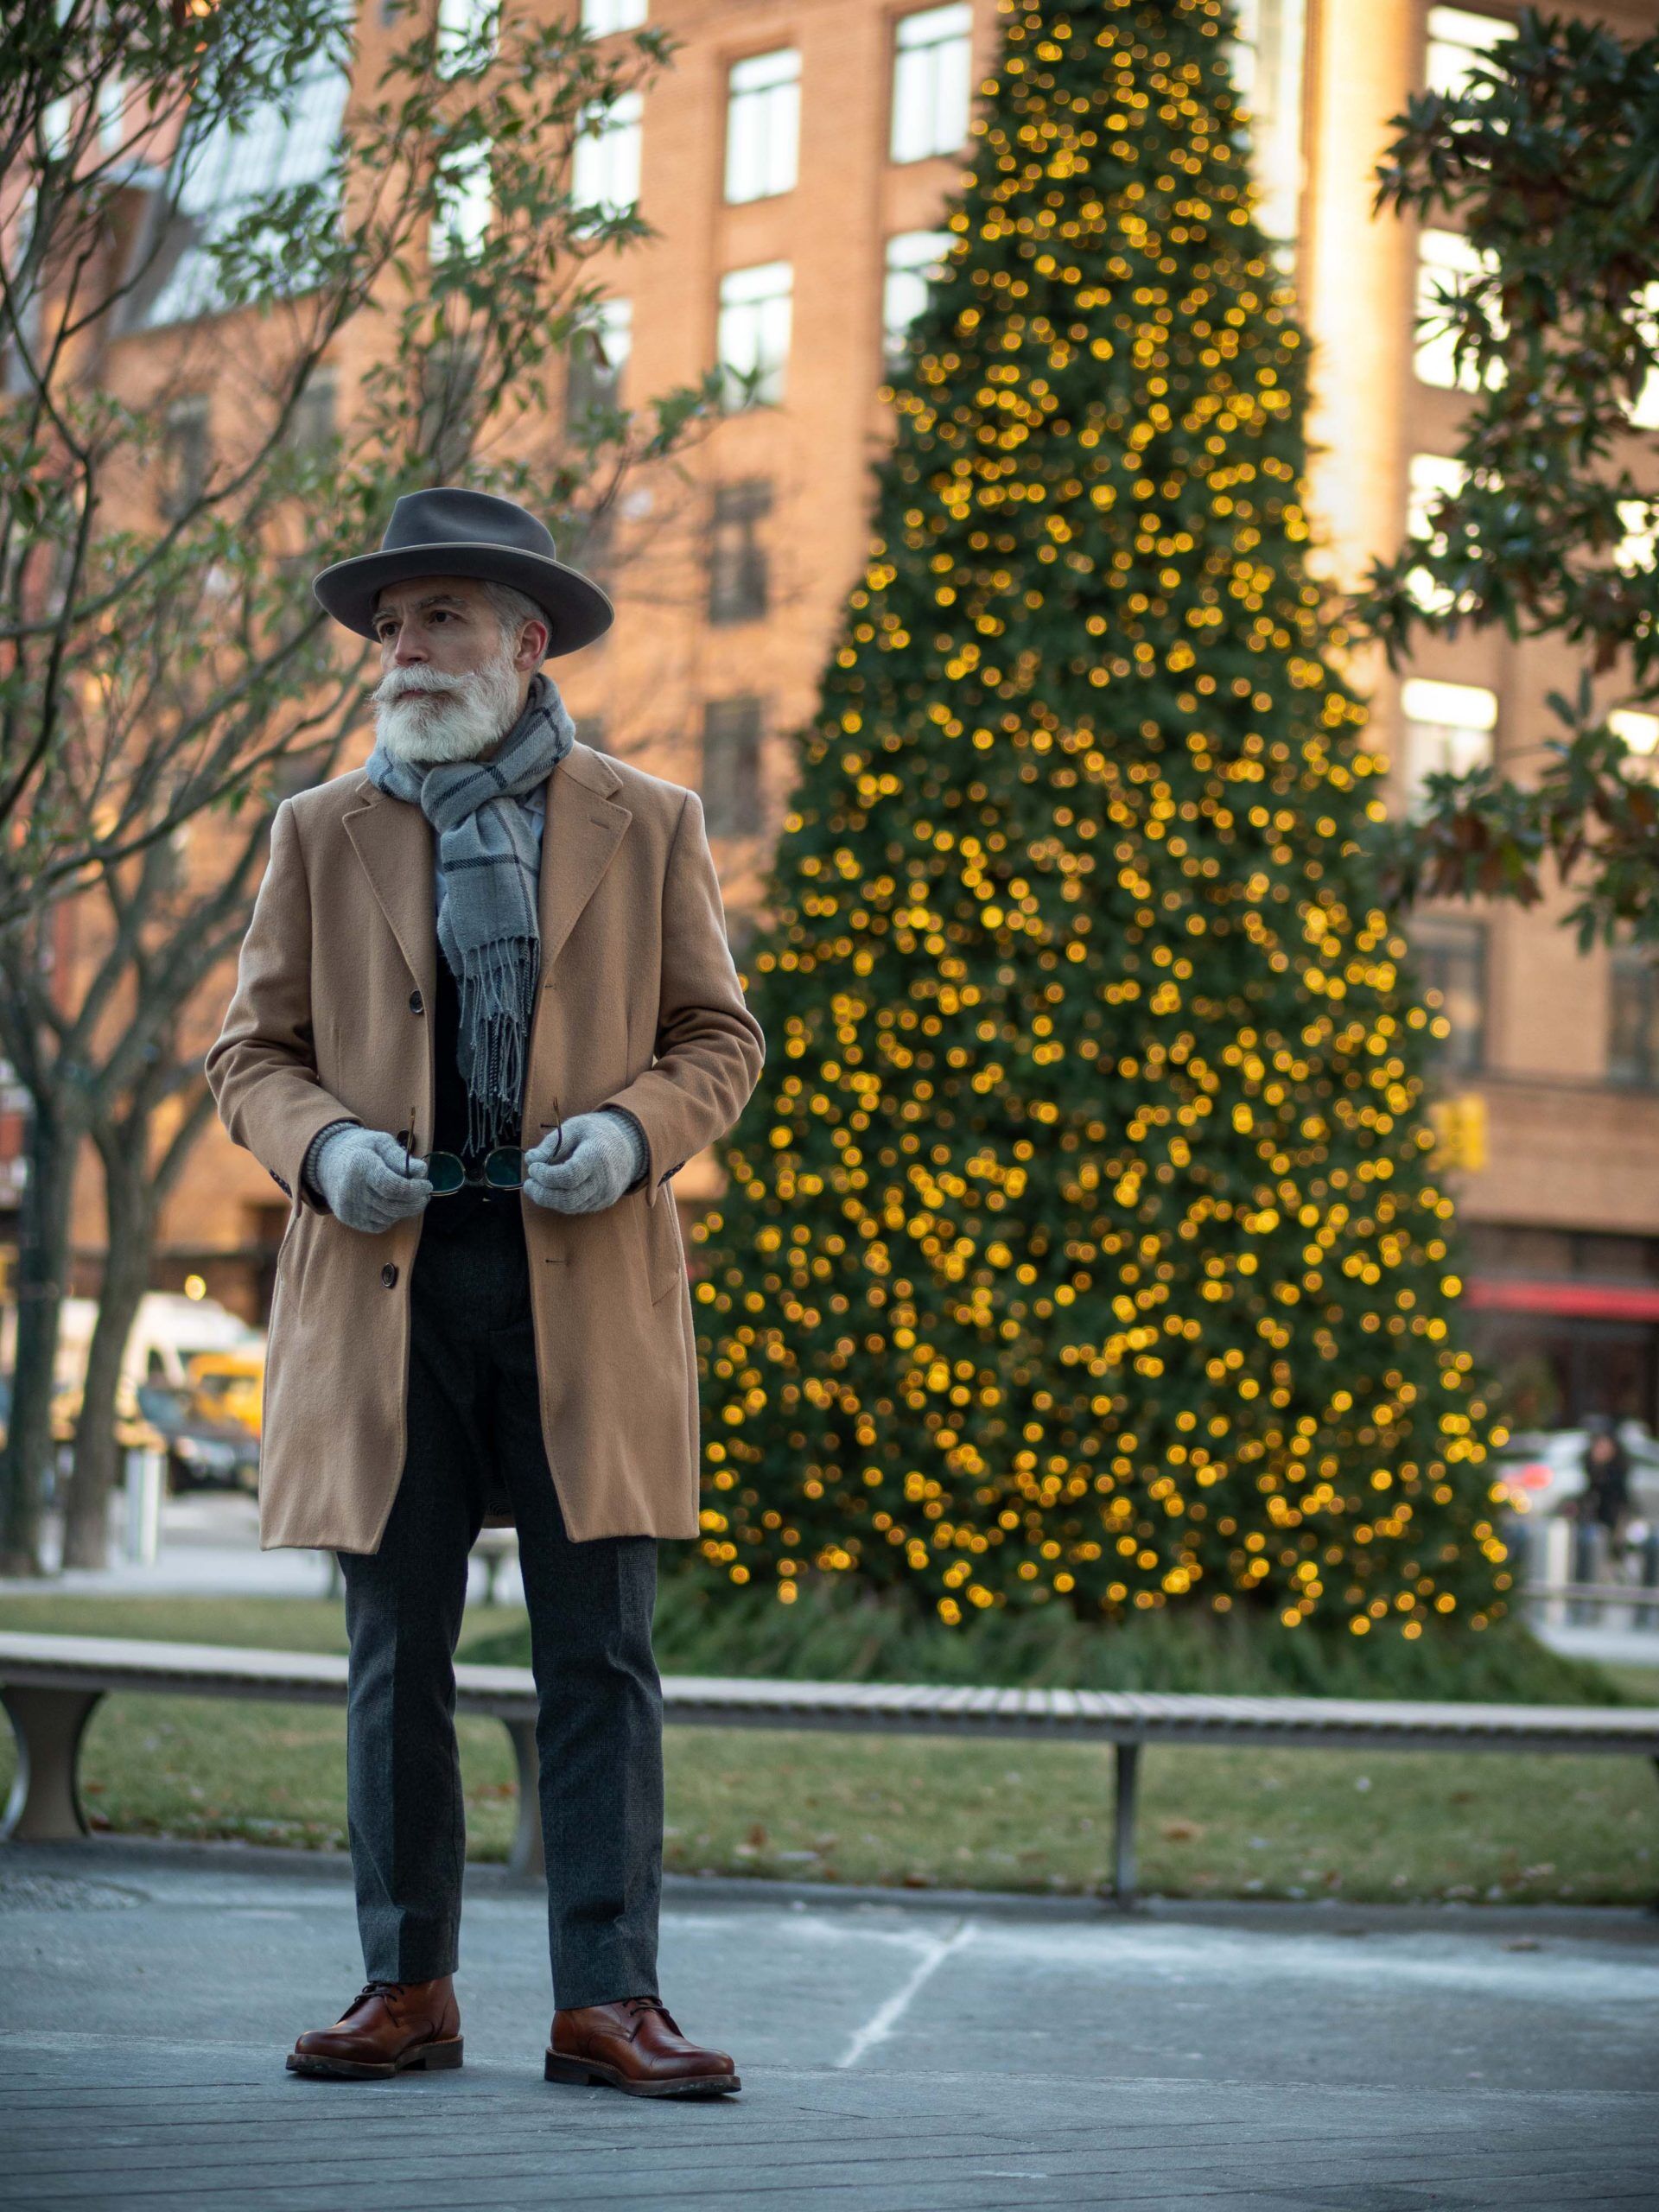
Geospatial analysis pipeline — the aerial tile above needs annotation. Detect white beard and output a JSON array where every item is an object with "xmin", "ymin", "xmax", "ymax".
[{"xmin": 372, "ymin": 647, "xmax": 524, "ymax": 766}]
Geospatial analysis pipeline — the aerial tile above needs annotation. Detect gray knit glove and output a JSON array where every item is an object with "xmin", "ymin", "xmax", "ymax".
[
  {"xmin": 524, "ymin": 1108, "xmax": 647, "ymax": 1215},
  {"xmin": 310, "ymin": 1123, "xmax": 432, "ymax": 1233}
]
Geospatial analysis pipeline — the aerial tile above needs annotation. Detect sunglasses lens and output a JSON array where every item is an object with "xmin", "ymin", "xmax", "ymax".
[
  {"xmin": 485, "ymin": 1147, "xmax": 524, "ymax": 1189},
  {"xmin": 427, "ymin": 1153, "xmax": 466, "ymax": 1195}
]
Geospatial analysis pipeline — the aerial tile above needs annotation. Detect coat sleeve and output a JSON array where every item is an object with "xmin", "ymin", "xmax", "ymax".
[
  {"xmin": 599, "ymin": 786, "xmax": 766, "ymax": 1210},
  {"xmin": 204, "ymin": 798, "xmax": 365, "ymax": 1216}
]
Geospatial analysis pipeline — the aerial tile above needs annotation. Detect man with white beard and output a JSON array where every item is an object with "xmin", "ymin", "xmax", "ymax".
[{"xmin": 206, "ymin": 487, "xmax": 764, "ymax": 2096}]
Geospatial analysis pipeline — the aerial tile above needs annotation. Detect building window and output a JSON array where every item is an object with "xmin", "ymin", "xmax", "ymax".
[
  {"xmin": 566, "ymin": 499, "xmax": 615, "ymax": 588},
  {"xmin": 582, "ymin": 0, "xmax": 646, "ymax": 29},
  {"xmin": 417, "ymin": 337, "xmax": 484, "ymax": 477},
  {"xmin": 431, "ymin": 140, "xmax": 493, "ymax": 264},
  {"xmin": 1610, "ymin": 948, "xmax": 1659, "ymax": 1089},
  {"xmin": 882, "ymin": 230, "xmax": 952, "ymax": 374},
  {"xmin": 702, "ymin": 697, "xmax": 764, "ymax": 836},
  {"xmin": 1425, "ymin": 5, "xmax": 1514, "ymax": 99},
  {"xmin": 436, "ymin": 0, "xmax": 499, "ymax": 78},
  {"xmin": 1405, "ymin": 452, "xmax": 1470, "ymax": 614},
  {"xmin": 709, "ymin": 480, "xmax": 771, "ymax": 624},
  {"xmin": 1415, "ymin": 227, "xmax": 1503, "ymax": 392},
  {"xmin": 890, "ymin": 3, "xmax": 972, "ymax": 165},
  {"xmin": 135, "ymin": 53, "xmax": 349, "ymax": 328},
  {"xmin": 724, "ymin": 49, "xmax": 800, "ymax": 204},
  {"xmin": 1398, "ymin": 677, "xmax": 1497, "ymax": 812},
  {"xmin": 1230, "ymin": 0, "xmax": 1308, "ymax": 250},
  {"xmin": 97, "ymin": 72, "xmax": 126, "ymax": 151},
  {"xmin": 572, "ymin": 90, "xmax": 642, "ymax": 220},
  {"xmin": 1610, "ymin": 709, "xmax": 1659, "ymax": 780},
  {"xmin": 158, "ymin": 394, "xmax": 210, "ymax": 519},
  {"xmin": 568, "ymin": 296, "xmax": 632, "ymax": 418},
  {"xmin": 716, "ymin": 261, "xmax": 791, "ymax": 409},
  {"xmin": 727, "ymin": 907, "xmax": 757, "ymax": 968},
  {"xmin": 42, "ymin": 91, "xmax": 74, "ymax": 165},
  {"xmin": 283, "ymin": 368, "xmax": 337, "ymax": 454},
  {"xmin": 3, "ymin": 186, "xmax": 41, "ymax": 398},
  {"xmin": 1413, "ymin": 915, "xmax": 1488, "ymax": 1076},
  {"xmin": 1628, "ymin": 284, "xmax": 1659, "ymax": 432},
  {"xmin": 1615, "ymin": 496, "xmax": 1656, "ymax": 582}
]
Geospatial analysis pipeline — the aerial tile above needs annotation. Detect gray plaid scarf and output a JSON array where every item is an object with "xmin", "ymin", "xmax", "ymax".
[{"xmin": 364, "ymin": 669, "xmax": 574, "ymax": 1155}]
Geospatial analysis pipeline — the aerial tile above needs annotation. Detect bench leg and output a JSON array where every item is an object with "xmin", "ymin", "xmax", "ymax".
[
  {"xmin": 1111, "ymin": 1742, "xmax": 1141, "ymax": 1911},
  {"xmin": 2, "ymin": 1688, "xmax": 103, "ymax": 1844},
  {"xmin": 505, "ymin": 1719, "xmax": 544, "ymax": 1881}
]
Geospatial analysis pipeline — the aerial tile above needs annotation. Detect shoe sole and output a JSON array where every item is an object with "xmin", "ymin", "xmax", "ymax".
[
  {"xmin": 543, "ymin": 2050, "xmax": 741, "ymax": 2097},
  {"xmin": 287, "ymin": 2037, "xmax": 464, "ymax": 2081}
]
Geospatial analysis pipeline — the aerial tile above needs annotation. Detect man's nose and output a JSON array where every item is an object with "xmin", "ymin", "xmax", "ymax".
[{"xmin": 391, "ymin": 637, "xmax": 427, "ymax": 666}]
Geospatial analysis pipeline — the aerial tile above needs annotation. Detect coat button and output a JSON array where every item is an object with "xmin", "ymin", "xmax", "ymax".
[
  {"xmin": 409, "ymin": 989, "xmax": 424, "ymax": 1014},
  {"xmin": 381, "ymin": 1263, "xmax": 398, "ymax": 1287}
]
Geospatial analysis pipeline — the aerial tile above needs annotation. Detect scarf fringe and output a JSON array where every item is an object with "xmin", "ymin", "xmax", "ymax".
[{"xmin": 459, "ymin": 938, "xmax": 541, "ymax": 1156}]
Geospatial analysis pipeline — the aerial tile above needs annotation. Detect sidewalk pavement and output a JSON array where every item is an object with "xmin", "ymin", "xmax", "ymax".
[
  {"xmin": 10, "ymin": 1494, "xmax": 1659, "ymax": 1672},
  {"xmin": 3, "ymin": 1837, "xmax": 1656, "ymax": 2210},
  {"xmin": 1, "ymin": 1494, "xmax": 520, "ymax": 1606},
  {"xmin": 1542, "ymin": 1619, "xmax": 1659, "ymax": 1669}
]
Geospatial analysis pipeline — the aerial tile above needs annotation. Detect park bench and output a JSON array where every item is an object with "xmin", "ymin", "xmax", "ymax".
[{"xmin": 3, "ymin": 1630, "xmax": 1657, "ymax": 1907}]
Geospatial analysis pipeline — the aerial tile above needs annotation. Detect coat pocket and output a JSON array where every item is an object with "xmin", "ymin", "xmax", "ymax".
[
  {"xmin": 645, "ymin": 1190, "xmax": 685, "ymax": 1303},
  {"xmin": 276, "ymin": 1209, "xmax": 316, "ymax": 1319}
]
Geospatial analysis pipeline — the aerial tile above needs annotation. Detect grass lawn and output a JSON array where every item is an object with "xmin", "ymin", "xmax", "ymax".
[{"xmin": 3, "ymin": 1592, "xmax": 1656, "ymax": 1907}]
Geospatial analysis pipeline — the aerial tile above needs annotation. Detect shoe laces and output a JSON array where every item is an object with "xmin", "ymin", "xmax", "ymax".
[{"xmin": 347, "ymin": 1980, "xmax": 404, "ymax": 2014}]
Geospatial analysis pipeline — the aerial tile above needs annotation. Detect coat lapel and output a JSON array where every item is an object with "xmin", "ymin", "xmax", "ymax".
[
  {"xmin": 341, "ymin": 776, "xmax": 435, "ymax": 1014},
  {"xmin": 535, "ymin": 740, "xmax": 632, "ymax": 971}
]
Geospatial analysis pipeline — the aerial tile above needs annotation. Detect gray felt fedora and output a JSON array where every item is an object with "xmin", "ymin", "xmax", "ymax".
[{"xmin": 311, "ymin": 486, "xmax": 613, "ymax": 659}]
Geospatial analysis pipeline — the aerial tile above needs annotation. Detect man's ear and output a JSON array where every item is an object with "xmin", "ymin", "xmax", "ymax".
[{"xmin": 515, "ymin": 615, "xmax": 550, "ymax": 671}]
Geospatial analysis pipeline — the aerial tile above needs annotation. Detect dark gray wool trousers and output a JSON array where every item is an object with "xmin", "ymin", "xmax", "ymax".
[{"xmin": 335, "ymin": 1191, "xmax": 664, "ymax": 2008}]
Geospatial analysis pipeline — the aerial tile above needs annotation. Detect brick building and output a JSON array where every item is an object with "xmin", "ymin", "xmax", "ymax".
[{"xmin": 23, "ymin": 0, "xmax": 1659, "ymax": 1432}]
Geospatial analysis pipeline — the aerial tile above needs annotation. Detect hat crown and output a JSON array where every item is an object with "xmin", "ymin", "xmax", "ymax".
[
  {"xmin": 311, "ymin": 481, "xmax": 611, "ymax": 658},
  {"xmin": 381, "ymin": 486, "xmax": 558, "ymax": 563}
]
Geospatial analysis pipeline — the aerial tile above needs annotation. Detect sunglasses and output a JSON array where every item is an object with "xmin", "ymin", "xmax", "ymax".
[{"xmin": 403, "ymin": 1104, "xmax": 563, "ymax": 1195}]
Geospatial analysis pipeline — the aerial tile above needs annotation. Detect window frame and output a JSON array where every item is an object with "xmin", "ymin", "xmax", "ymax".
[
  {"xmin": 1411, "ymin": 913, "xmax": 1490, "ymax": 1077},
  {"xmin": 572, "ymin": 88, "xmax": 644, "ymax": 222},
  {"xmin": 723, "ymin": 48, "xmax": 802, "ymax": 205},
  {"xmin": 1609, "ymin": 945, "xmax": 1659, "ymax": 1090},
  {"xmin": 708, "ymin": 478, "xmax": 772, "ymax": 625},
  {"xmin": 888, "ymin": 3, "xmax": 973, "ymax": 167},
  {"xmin": 1397, "ymin": 676, "xmax": 1498, "ymax": 814},
  {"xmin": 715, "ymin": 260, "xmax": 793, "ymax": 410},
  {"xmin": 881, "ymin": 228, "xmax": 953, "ymax": 373},
  {"xmin": 701, "ymin": 695, "xmax": 766, "ymax": 837}
]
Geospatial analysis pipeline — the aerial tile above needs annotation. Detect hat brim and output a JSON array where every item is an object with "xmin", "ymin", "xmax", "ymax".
[{"xmin": 311, "ymin": 542, "xmax": 614, "ymax": 660}]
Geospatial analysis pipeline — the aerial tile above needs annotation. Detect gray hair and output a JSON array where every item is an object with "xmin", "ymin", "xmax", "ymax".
[{"xmin": 480, "ymin": 578, "xmax": 551, "ymax": 655}]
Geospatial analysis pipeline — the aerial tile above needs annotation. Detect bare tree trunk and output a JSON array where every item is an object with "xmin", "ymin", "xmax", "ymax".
[
  {"xmin": 62, "ymin": 1081, "xmax": 216, "ymax": 1570},
  {"xmin": 0, "ymin": 1103, "xmax": 81, "ymax": 1575},
  {"xmin": 60, "ymin": 1150, "xmax": 155, "ymax": 1572}
]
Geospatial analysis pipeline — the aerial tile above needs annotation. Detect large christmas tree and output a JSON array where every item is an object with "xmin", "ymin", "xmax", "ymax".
[{"xmin": 693, "ymin": 0, "xmax": 1510, "ymax": 1641}]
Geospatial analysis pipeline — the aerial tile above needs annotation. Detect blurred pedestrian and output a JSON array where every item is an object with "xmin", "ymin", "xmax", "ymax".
[{"xmin": 1580, "ymin": 1419, "xmax": 1632, "ymax": 1547}]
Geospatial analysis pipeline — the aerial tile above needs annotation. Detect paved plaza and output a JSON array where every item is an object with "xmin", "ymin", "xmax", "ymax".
[{"xmin": 2, "ymin": 1838, "xmax": 1656, "ymax": 2209}]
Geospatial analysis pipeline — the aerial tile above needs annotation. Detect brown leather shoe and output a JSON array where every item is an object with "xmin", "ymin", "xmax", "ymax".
[
  {"xmin": 544, "ymin": 1996, "xmax": 741, "ymax": 2097},
  {"xmin": 287, "ymin": 1977, "xmax": 463, "ymax": 2080}
]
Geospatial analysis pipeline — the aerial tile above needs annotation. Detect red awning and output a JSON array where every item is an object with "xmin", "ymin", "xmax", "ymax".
[{"xmin": 1467, "ymin": 1277, "xmax": 1659, "ymax": 1324}]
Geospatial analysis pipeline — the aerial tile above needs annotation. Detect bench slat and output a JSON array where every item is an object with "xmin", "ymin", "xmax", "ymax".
[{"xmin": 3, "ymin": 1631, "xmax": 1657, "ymax": 1751}]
